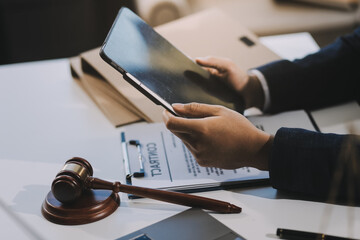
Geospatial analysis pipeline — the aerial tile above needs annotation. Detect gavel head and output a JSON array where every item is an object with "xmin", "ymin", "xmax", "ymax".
[{"xmin": 51, "ymin": 157, "xmax": 93, "ymax": 204}]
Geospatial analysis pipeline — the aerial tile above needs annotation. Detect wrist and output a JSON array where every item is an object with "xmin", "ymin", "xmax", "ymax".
[
  {"xmin": 240, "ymin": 73, "xmax": 265, "ymax": 110},
  {"xmin": 254, "ymin": 134, "xmax": 273, "ymax": 171}
]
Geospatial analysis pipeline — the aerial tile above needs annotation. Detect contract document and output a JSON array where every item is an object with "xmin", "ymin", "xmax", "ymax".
[{"xmin": 120, "ymin": 110, "xmax": 315, "ymax": 195}]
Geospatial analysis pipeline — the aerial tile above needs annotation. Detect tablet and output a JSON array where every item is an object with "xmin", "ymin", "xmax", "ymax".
[{"xmin": 100, "ymin": 7, "xmax": 244, "ymax": 115}]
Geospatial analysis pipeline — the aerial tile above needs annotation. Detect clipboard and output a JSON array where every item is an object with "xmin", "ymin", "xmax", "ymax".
[
  {"xmin": 119, "ymin": 123, "xmax": 271, "ymax": 199},
  {"xmin": 119, "ymin": 109, "xmax": 317, "ymax": 199}
]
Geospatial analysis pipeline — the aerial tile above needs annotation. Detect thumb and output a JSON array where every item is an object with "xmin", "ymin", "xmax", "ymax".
[
  {"xmin": 173, "ymin": 103, "xmax": 223, "ymax": 118},
  {"xmin": 196, "ymin": 56, "xmax": 230, "ymax": 72}
]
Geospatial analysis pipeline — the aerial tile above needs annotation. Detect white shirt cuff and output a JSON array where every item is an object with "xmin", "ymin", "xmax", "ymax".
[{"xmin": 248, "ymin": 69, "xmax": 271, "ymax": 112}]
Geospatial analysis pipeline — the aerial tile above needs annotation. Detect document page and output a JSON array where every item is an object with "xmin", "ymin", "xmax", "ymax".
[
  {"xmin": 123, "ymin": 122, "xmax": 267, "ymax": 191},
  {"xmin": 121, "ymin": 110, "xmax": 315, "ymax": 191}
]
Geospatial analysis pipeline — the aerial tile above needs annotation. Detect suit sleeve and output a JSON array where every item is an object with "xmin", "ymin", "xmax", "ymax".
[
  {"xmin": 257, "ymin": 28, "xmax": 360, "ymax": 113},
  {"xmin": 270, "ymin": 128, "xmax": 360, "ymax": 201}
]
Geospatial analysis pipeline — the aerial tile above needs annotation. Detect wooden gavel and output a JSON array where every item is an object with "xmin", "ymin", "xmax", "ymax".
[{"xmin": 51, "ymin": 157, "xmax": 241, "ymax": 213}]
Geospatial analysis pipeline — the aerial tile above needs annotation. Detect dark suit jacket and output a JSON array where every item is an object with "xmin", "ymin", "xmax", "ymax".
[{"xmin": 257, "ymin": 28, "xmax": 360, "ymax": 201}]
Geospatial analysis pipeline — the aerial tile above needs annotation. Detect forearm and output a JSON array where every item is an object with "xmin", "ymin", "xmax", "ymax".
[
  {"xmin": 257, "ymin": 29, "xmax": 360, "ymax": 113},
  {"xmin": 269, "ymin": 128, "xmax": 360, "ymax": 200}
]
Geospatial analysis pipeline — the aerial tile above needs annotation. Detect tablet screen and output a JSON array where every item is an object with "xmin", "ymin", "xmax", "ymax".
[{"xmin": 101, "ymin": 8, "xmax": 244, "ymax": 113}]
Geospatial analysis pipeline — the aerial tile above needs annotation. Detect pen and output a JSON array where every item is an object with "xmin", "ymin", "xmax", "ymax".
[
  {"xmin": 121, "ymin": 132, "xmax": 132, "ymax": 179},
  {"xmin": 277, "ymin": 228, "xmax": 358, "ymax": 240}
]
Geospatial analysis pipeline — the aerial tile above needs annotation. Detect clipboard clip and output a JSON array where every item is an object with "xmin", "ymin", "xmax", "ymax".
[
  {"xmin": 121, "ymin": 132, "xmax": 132, "ymax": 180},
  {"xmin": 129, "ymin": 140, "xmax": 145, "ymax": 178},
  {"xmin": 121, "ymin": 132, "xmax": 145, "ymax": 180}
]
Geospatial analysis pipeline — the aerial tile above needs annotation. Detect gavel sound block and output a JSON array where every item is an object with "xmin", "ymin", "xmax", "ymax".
[
  {"xmin": 42, "ymin": 157, "xmax": 241, "ymax": 225},
  {"xmin": 42, "ymin": 158, "xmax": 120, "ymax": 225}
]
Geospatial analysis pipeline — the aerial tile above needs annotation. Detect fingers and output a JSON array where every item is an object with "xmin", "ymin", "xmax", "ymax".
[
  {"xmin": 170, "ymin": 131, "xmax": 196, "ymax": 152},
  {"xmin": 162, "ymin": 109, "xmax": 204, "ymax": 134},
  {"xmin": 163, "ymin": 102, "xmax": 225, "ymax": 136},
  {"xmin": 196, "ymin": 56, "xmax": 231, "ymax": 73},
  {"xmin": 202, "ymin": 66, "xmax": 220, "ymax": 76},
  {"xmin": 162, "ymin": 110, "xmax": 199, "ymax": 152},
  {"xmin": 172, "ymin": 102, "xmax": 223, "ymax": 118},
  {"xmin": 162, "ymin": 103, "xmax": 224, "ymax": 134}
]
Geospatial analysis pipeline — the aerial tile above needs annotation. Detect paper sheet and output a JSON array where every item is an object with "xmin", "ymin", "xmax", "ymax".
[
  {"xmin": 122, "ymin": 122, "xmax": 268, "ymax": 191},
  {"xmin": 120, "ymin": 110, "xmax": 315, "ymax": 191}
]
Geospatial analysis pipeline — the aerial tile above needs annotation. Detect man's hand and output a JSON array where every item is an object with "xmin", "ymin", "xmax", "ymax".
[
  {"xmin": 163, "ymin": 103, "xmax": 273, "ymax": 170},
  {"xmin": 196, "ymin": 56, "xmax": 265, "ymax": 110}
]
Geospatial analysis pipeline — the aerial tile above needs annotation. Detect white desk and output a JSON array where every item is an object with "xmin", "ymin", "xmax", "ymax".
[{"xmin": 0, "ymin": 57, "xmax": 359, "ymax": 239}]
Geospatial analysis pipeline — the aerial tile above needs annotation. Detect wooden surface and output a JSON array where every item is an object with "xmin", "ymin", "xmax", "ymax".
[
  {"xmin": 42, "ymin": 190, "xmax": 120, "ymax": 225},
  {"xmin": 87, "ymin": 177, "xmax": 242, "ymax": 213},
  {"xmin": 49, "ymin": 156, "xmax": 241, "ymax": 214}
]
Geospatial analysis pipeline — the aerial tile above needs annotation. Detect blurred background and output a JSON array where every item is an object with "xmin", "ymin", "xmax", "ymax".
[{"xmin": 1, "ymin": 0, "xmax": 359, "ymax": 65}]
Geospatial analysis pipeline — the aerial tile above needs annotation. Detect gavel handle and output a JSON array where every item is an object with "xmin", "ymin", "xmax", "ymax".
[{"xmin": 86, "ymin": 177, "xmax": 241, "ymax": 214}]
